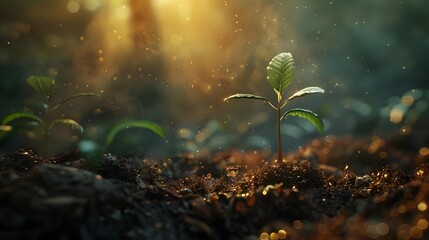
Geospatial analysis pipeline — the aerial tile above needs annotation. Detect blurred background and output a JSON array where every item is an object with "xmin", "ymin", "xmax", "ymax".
[{"xmin": 0, "ymin": 0, "xmax": 428, "ymax": 157}]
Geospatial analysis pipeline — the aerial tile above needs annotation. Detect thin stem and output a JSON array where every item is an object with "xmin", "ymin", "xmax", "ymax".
[
  {"xmin": 277, "ymin": 94, "xmax": 283, "ymax": 163},
  {"xmin": 43, "ymin": 123, "xmax": 49, "ymax": 157},
  {"xmin": 280, "ymin": 99, "xmax": 289, "ymax": 109},
  {"xmin": 266, "ymin": 100, "xmax": 277, "ymax": 110}
]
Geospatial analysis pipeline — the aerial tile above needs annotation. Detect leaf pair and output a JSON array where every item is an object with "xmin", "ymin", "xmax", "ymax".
[{"xmin": 224, "ymin": 52, "xmax": 325, "ymax": 133}]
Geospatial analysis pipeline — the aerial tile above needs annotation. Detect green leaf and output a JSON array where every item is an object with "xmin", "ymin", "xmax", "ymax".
[
  {"xmin": 50, "ymin": 93, "xmax": 101, "ymax": 112},
  {"xmin": 267, "ymin": 52, "xmax": 295, "ymax": 94},
  {"xmin": 2, "ymin": 112, "xmax": 43, "ymax": 125},
  {"xmin": 105, "ymin": 119, "xmax": 164, "ymax": 147},
  {"xmin": 27, "ymin": 76, "xmax": 56, "ymax": 104},
  {"xmin": 282, "ymin": 108, "xmax": 324, "ymax": 133},
  {"xmin": 287, "ymin": 87, "xmax": 325, "ymax": 101},
  {"xmin": 49, "ymin": 119, "xmax": 84, "ymax": 134},
  {"xmin": 224, "ymin": 94, "xmax": 269, "ymax": 102}
]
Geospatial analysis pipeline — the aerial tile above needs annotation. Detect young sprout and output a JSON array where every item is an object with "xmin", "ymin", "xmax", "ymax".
[
  {"xmin": 1, "ymin": 76, "xmax": 100, "ymax": 155},
  {"xmin": 224, "ymin": 52, "xmax": 324, "ymax": 162}
]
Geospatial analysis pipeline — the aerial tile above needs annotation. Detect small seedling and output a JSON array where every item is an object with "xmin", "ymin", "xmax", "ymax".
[
  {"xmin": 224, "ymin": 52, "xmax": 324, "ymax": 162},
  {"xmin": 79, "ymin": 118, "xmax": 165, "ymax": 167},
  {"xmin": 1, "ymin": 76, "xmax": 100, "ymax": 155}
]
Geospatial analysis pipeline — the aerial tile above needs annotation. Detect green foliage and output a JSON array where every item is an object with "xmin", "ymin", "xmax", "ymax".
[
  {"xmin": 224, "ymin": 52, "xmax": 325, "ymax": 161},
  {"xmin": 27, "ymin": 76, "xmax": 55, "ymax": 105},
  {"xmin": 78, "ymin": 119, "xmax": 164, "ymax": 168},
  {"xmin": 1, "ymin": 76, "xmax": 100, "ymax": 155},
  {"xmin": 49, "ymin": 119, "xmax": 84, "ymax": 134},
  {"xmin": 267, "ymin": 52, "xmax": 295, "ymax": 94},
  {"xmin": 282, "ymin": 108, "xmax": 324, "ymax": 133},
  {"xmin": 223, "ymin": 94, "xmax": 269, "ymax": 102},
  {"xmin": 2, "ymin": 112, "xmax": 43, "ymax": 125},
  {"xmin": 105, "ymin": 119, "xmax": 165, "ymax": 147}
]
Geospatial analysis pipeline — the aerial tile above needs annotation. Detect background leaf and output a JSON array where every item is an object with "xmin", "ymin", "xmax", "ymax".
[
  {"xmin": 224, "ymin": 94, "xmax": 269, "ymax": 102},
  {"xmin": 267, "ymin": 52, "xmax": 295, "ymax": 94},
  {"xmin": 2, "ymin": 112, "xmax": 43, "ymax": 125},
  {"xmin": 49, "ymin": 119, "xmax": 83, "ymax": 134},
  {"xmin": 105, "ymin": 119, "xmax": 164, "ymax": 147},
  {"xmin": 282, "ymin": 108, "xmax": 324, "ymax": 132},
  {"xmin": 287, "ymin": 87, "xmax": 325, "ymax": 101},
  {"xmin": 50, "ymin": 93, "xmax": 101, "ymax": 112},
  {"xmin": 27, "ymin": 76, "xmax": 56, "ymax": 104}
]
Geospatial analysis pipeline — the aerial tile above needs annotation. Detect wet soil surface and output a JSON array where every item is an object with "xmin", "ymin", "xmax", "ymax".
[{"xmin": 0, "ymin": 135, "xmax": 428, "ymax": 240}]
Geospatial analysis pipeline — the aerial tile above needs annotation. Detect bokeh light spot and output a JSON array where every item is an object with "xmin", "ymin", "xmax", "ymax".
[{"xmin": 67, "ymin": 0, "xmax": 80, "ymax": 14}]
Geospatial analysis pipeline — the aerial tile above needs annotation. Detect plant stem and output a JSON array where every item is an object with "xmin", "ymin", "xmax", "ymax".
[
  {"xmin": 277, "ymin": 94, "xmax": 283, "ymax": 163},
  {"xmin": 43, "ymin": 124, "xmax": 49, "ymax": 157}
]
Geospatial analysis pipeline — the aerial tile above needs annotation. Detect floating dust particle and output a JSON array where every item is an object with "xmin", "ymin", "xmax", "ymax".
[
  {"xmin": 379, "ymin": 151, "xmax": 388, "ymax": 159},
  {"xmin": 293, "ymin": 220, "xmax": 302, "ymax": 229},
  {"xmin": 419, "ymin": 147, "xmax": 429, "ymax": 157},
  {"xmin": 417, "ymin": 218, "xmax": 428, "ymax": 230},
  {"xmin": 269, "ymin": 232, "xmax": 278, "ymax": 240},
  {"xmin": 277, "ymin": 230, "xmax": 287, "ymax": 239},
  {"xmin": 417, "ymin": 202, "xmax": 427, "ymax": 211},
  {"xmin": 260, "ymin": 232, "xmax": 269, "ymax": 240},
  {"xmin": 375, "ymin": 222, "xmax": 389, "ymax": 236},
  {"xmin": 401, "ymin": 95, "xmax": 414, "ymax": 107}
]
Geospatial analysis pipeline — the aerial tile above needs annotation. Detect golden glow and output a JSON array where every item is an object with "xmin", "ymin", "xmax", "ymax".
[
  {"xmin": 390, "ymin": 107, "xmax": 404, "ymax": 124},
  {"xmin": 72, "ymin": 0, "xmax": 290, "ymax": 103},
  {"xmin": 84, "ymin": 0, "xmax": 101, "ymax": 11},
  {"xmin": 260, "ymin": 232, "xmax": 269, "ymax": 240},
  {"xmin": 0, "ymin": 125, "xmax": 12, "ymax": 131},
  {"xmin": 419, "ymin": 147, "xmax": 429, "ymax": 157},
  {"xmin": 417, "ymin": 202, "xmax": 427, "ymax": 211},
  {"xmin": 417, "ymin": 218, "xmax": 428, "ymax": 230},
  {"xmin": 67, "ymin": 0, "xmax": 80, "ymax": 13},
  {"xmin": 277, "ymin": 230, "xmax": 287, "ymax": 239},
  {"xmin": 401, "ymin": 95, "xmax": 414, "ymax": 107}
]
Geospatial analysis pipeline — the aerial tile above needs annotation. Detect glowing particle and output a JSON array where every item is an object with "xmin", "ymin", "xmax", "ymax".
[
  {"xmin": 0, "ymin": 125, "xmax": 12, "ymax": 131},
  {"xmin": 398, "ymin": 205, "xmax": 407, "ymax": 214},
  {"xmin": 260, "ymin": 232, "xmax": 269, "ymax": 240},
  {"xmin": 401, "ymin": 95, "xmax": 414, "ymax": 107},
  {"xmin": 293, "ymin": 220, "xmax": 302, "ymax": 229},
  {"xmin": 277, "ymin": 230, "xmax": 287, "ymax": 239},
  {"xmin": 79, "ymin": 36, "xmax": 85, "ymax": 41},
  {"xmin": 269, "ymin": 232, "xmax": 278, "ymax": 240},
  {"xmin": 417, "ymin": 219, "xmax": 428, "ymax": 230},
  {"xmin": 390, "ymin": 107, "xmax": 404, "ymax": 124},
  {"xmin": 410, "ymin": 226, "xmax": 423, "ymax": 239},
  {"xmin": 98, "ymin": 57, "xmax": 104, "ymax": 62},
  {"xmin": 379, "ymin": 151, "xmax": 388, "ymax": 159},
  {"xmin": 84, "ymin": 0, "xmax": 100, "ymax": 11},
  {"xmin": 376, "ymin": 222, "xmax": 389, "ymax": 235},
  {"xmin": 418, "ymin": 202, "xmax": 427, "ymax": 211},
  {"xmin": 419, "ymin": 147, "xmax": 429, "ymax": 157},
  {"xmin": 67, "ymin": 0, "xmax": 80, "ymax": 13}
]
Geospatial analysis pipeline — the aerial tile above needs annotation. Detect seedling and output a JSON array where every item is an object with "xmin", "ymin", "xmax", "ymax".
[
  {"xmin": 79, "ymin": 118, "xmax": 165, "ymax": 167},
  {"xmin": 1, "ymin": 76, "xmax": 100, "ymax": 155},
  {"xmin": 224, "ymin": 52, "xmax": 324, "ymax": 162}
]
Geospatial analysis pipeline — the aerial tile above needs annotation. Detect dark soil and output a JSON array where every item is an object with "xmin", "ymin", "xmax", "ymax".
[{"xmin": 0, "ymin": 135, "xmax": 428, "ymax": 240}]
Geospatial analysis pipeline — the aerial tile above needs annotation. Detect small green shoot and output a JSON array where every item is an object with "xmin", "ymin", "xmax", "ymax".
[
  {"xmin": 105, "ymin": 119, "xmax": 165, "ymax": 147},
  {"xmin": 224, "ymin": 52, "xmax": 324, "ymax": 162},
  {"xmin": 78, "ymin": 119, "xmax": 164, "ymax": 168},
  {"xmin": 1, "ymin": 76, "xmax": 100, "ymax": 155}
]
